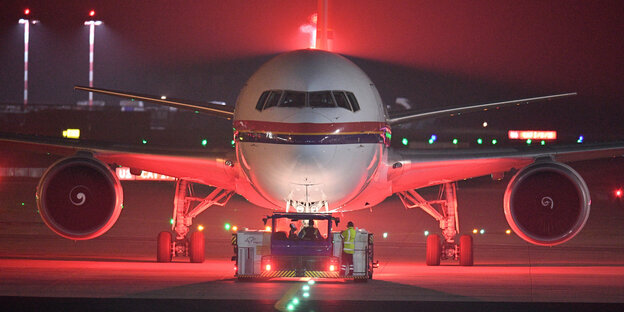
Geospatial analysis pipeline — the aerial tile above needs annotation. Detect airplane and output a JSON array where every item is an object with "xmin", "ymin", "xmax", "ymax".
[{"xmin": 2, "ymin": 49, "xmax": 623, "ymax": 266}]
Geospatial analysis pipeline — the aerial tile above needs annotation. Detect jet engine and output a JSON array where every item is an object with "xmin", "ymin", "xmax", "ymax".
[
  {"xmin": 503, "ymin": 160, "xmax": 590, "ymax": 246},
  {"xmin": 36, "ymin": 155, "xmax": 123, "ymax": 240}
]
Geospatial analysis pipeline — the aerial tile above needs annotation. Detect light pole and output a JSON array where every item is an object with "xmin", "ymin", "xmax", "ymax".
[
  {"xmin": 84, "ymin": 10, "xmax": 102, "ymax": 108},
  {"xmin": 18, "ymin": 8, "xmax": 39, "ymax": 109}
]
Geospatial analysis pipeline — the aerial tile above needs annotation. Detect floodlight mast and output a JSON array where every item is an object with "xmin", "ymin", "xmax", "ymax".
[
  {"xmin": 84, "ymin": 10, "xmax": 102, "ymax": 108},
  {"xmin": 18, "ymin": 9, "xmax": 38, "ymax": 109}
]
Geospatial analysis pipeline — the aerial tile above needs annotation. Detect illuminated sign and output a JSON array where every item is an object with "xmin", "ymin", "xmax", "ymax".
[
  {"xmin": 115, "ymin": 167, "xmax": 176, "ymax": 181},
  {"xmin": 508, "ymin": 130, "xmax": 557, "ymax": 140},
  {"xmin": 62, "ymin": 129, "xmax": 80, "ymax": 139}
]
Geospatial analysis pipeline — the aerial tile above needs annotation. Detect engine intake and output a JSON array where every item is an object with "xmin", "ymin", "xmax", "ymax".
[
  {"xmin": 36, "ymin": 156, "xmax": 123, "ymax": 240},
  {"xmin": 503, "ymin": 161, "xmax": 590, "ymax": 246}
]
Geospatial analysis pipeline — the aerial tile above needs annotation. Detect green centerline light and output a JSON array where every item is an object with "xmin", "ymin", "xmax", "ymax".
[
  {"xmin": 541, "ymin": 140, "xmax": 546, "ymax": 145},
  {"xmin": 231, "ymin": 139, "xmax": 235, "ymax": 147},
  {"xmin": 401, "ymin": 137, "xmax": 409, "ymax": 146},
  {"xmin": 201, "ymin": 139, "xmax": 208, "ymax": 147},
  {"xmin": 142, "ymin": 139, "xmax": 147, "ymax": 144},
  {"xmin": 169, "ymin": 218, "xmax": 174, "ymax": 225},
  {"xmin": 526, "ymin": 139, "xmax": 532, "ymax": 145},
  {"xmin": 477, "ymin": 138, "xmax": 483, "ymax": 145},
  {"xmin": 224, "ymin": 223, "xmax": 231, "ymax": 231},
  {"xmin": 491, "ymin": 139, "xmax": 498, "ymax": 145},
  {"xmin": 452, "ymin": 138, "xmax": 458, "ymax": 145}
]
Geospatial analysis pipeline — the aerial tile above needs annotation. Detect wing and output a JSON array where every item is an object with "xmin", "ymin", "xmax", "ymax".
[
  {"xmin": 74, "ymin": 86, "xmax": 234, "ymax": 119},
  {"xmin": 387, "ymin": 93, "xmax": 576, "ymax": 125},
  {"xmin": 0, "ymin": 132, "xmax": 237, "ymax": 190},
  {"xmin": 388, "ymin": 142, "xmax": 624, "ymax": 193}
]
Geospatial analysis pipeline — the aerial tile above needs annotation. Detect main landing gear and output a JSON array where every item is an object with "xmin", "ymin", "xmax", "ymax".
[
  {"xmin": 157, "ymin": 179, "xmax": 233, "ymax": 263},
  {"xmin": 398, "ymin": 182, "xmax": 473, "ymax": 266}
]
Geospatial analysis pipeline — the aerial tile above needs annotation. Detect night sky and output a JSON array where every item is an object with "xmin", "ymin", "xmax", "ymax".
[{"xmin": 1, "ymin": 1, "xmax": 623, "ymax": 135}]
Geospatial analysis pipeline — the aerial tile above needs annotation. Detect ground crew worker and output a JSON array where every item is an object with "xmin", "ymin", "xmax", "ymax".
[
  {"xmin": 298, "ymin": 219, "xmax": 321, "ymax": 240},
  {"xmin": 340, "ymin": 221, "xmax": 356, "ymax": 276}
]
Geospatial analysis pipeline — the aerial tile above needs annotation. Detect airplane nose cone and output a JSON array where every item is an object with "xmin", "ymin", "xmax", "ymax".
[{"xmin": 281, "ymin": 111, "xmax": 336, "ymax": 186}]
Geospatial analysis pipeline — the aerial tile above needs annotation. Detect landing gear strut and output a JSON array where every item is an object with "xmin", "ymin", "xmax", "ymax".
[
  {"xmin": 398, "ymin": 182, "xmax": 473, "ymax": 266},
  {"xmin": 157, "ymin": 179, "xmax": 233, "ymax": 263}
]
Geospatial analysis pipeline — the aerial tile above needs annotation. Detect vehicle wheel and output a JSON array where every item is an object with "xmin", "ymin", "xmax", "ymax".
[
  {"xmin": 426, "ymin": 234, "xmax": 441, "ymax": 266},
  {"xmin": 189, "ymin": 231, "xmax": 205, "ymax": 263},
  {"xmin": 157, "ymin": 231, "xmax": 172, "ymax": 263},
  {"xmin": 459, "ymin": 234, "xmax": 473, "ymax": 266}
]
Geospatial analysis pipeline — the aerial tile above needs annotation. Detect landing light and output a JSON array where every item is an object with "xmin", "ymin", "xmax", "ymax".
[
  {"xmin": 480, "ymin": 229, "xmax": 485, "ymax": 235},
  {"xmin": 482, "ymin": 121, "xmax": 488, "ymax": 128},
  {"xmin": 383, "ymin": 232, "xmax": 388, "ymax": 239},
  {"xmin": 506, "ymin": 229, "xmax": 512, "ymax": 235},
  {"xmin": 424, "ymin": 230, "xmax": 429, "ymax": 236},
  {"xmin": 472, "ymin": 229, "xmax": 478, "ymax": 234},
  {"xmin": 197, "ymin": 225, "xmax": 204, "ymax": 231},
  {"xmin": 265, "ymin": 226, "xmax": 271, "ymax": 232},
  {"xmin": 329, "ymin": 265, "xmax": 335, "ymax": 271}
]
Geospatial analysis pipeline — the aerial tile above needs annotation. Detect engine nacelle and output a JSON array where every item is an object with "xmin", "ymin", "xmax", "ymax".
[
  {"xmin": 503, "ymin": 161, "xmax": 590, "ymax": 246},
  {"xmin": 36, "ymin": 156, "xmax": 123, "ymax": 240}
]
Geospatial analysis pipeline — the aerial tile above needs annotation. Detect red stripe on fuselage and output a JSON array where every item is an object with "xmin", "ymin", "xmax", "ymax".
[{"xmin": 234, "ymin": 120, "xmax": 389, "ymax": 134}]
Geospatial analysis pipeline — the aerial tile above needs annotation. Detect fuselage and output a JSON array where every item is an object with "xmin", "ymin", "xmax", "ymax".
[{"xmin": 233, "ymin": 50, "xmax": 391, "ymax": 212}]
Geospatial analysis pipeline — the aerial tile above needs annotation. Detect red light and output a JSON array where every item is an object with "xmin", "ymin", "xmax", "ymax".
[
  {"xmin": 265, "ymin": 264, "xmax": 271, "ymax": 271},
  {"xmin": 89, "ymin": 10, "xmax": 95, "ymax": 17},
  {"xmin": 616, "ymin": 189, "xmax": 622, "ymax": 198},
  {"xmin": 24, "ymin": 8, "xmax": 30, "ymax": 15},
  {"xmin": 329, "ymin": 265, "xmax": 335, "ymax": 271},
  {"xmin": 508, "ymin": 130, "xmax": 557, "ymax": 140}
]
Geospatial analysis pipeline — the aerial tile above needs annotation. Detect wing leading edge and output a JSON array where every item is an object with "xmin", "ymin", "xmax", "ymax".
[
  {"xmin": 0, "ymin": 133, "xmax": 237, "ymax": 190},
  {"xmin": 74, "ymin": 86, "xmax": 234, "ymax": 119},
  {"xmin": 388, "ymin": 141, "xmax": 624, "ymax": 193},
  {"xmin": 387, "ymin": 93, "xmax": 576, "ymax": 125}
]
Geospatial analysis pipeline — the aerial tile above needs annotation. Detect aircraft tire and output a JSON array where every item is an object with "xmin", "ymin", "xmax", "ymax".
[
  {"xmin": 459, "ymin": 235, "xmax": 474, "ymax": 266},
  {"xmin": 157, "ymin": 231, "xmax": 172, "ymax": 263},
  {"xmin": 189, "ymin": 231, "xmax": 205, "ymax": 263},
  {"xmin": 426, "ymin": 234, "xmax": 441, "ymax": 266}
]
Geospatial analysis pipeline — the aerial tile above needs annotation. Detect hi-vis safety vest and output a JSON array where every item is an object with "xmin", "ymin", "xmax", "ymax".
[{"xmin": 341, "ymin": 227, "xmax": 356, "ymax": 254}]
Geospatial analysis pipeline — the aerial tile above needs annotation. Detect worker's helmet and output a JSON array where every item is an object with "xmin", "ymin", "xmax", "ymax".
[{"xmin": 347, "ymin": 221, "xmax": 354, "ymax": 227}]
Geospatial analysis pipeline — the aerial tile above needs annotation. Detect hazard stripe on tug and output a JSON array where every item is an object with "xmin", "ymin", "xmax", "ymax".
[
  {"xmin": 259, "ymin": 270, "xmax": 297, "ymax": 278},
  {"xmin": 233, "ymin": 120, "xmax": 390, "ymax": 145}
]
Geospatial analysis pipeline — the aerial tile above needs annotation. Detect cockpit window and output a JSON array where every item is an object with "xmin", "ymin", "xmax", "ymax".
[
  {"xmin": 263, "ymin": 90, "xmax": 282, "ymax": 110},
  {"xmin": 280, "ymin": 91, "xmax": 306, "ymax": 107},
  {"xmin": 346, "ymin": 92, "xmax": 360, "ymax": 112},
  {"xmin": 256, "ymin": 91, "xmax": 270, "ymax": 110},
  {"xmin": 255, "ymin": 90, "xmax": 361, "ymax": 112},
  {"xmin": 309, "ymin": 91, "xmax": 335, "ymax": 108},
  {"xmin": 332, "ymin": 91, "xmax": 351, "ymax": 111}
]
